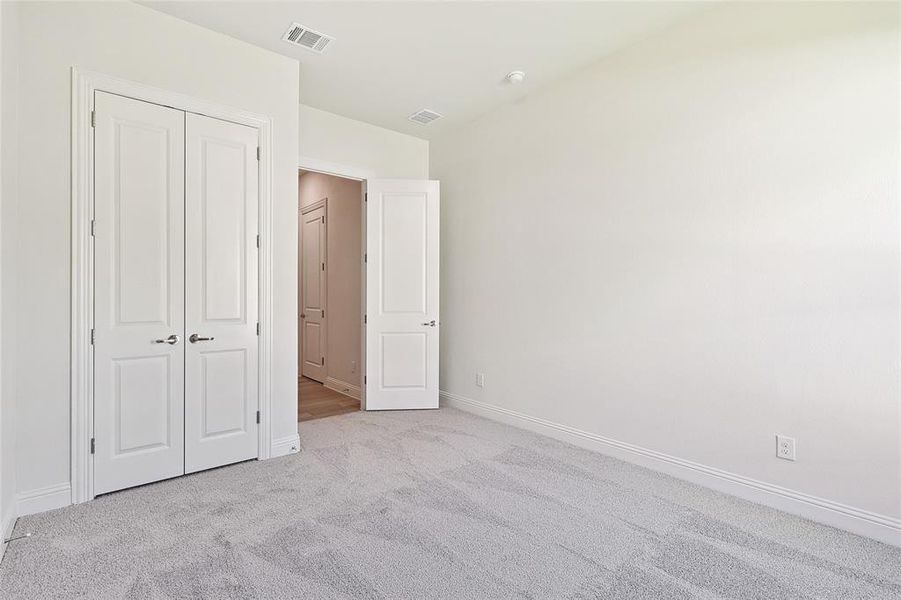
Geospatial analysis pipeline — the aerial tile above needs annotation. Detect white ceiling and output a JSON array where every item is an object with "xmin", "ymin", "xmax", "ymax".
[{"xmin": 142, "ymin": 2, "xmax": 702, "ymax": 140}]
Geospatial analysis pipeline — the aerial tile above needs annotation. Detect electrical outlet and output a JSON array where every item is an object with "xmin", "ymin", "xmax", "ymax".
[
  {"xmin": 776, "ymin": 435, "xmax": 796, "ymax": 461},
  {"xmin": 476, "ymin": 372, "xmax": 485, "ymax": 388}
]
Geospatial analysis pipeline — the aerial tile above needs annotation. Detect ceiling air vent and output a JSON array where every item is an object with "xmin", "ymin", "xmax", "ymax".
[
  {"xmin": 282, "ymin": 23, "xmax": 333, "ymax": 54},
  {"xmin": 408, "ymin": 109, "xmax": 443, "ymax": 125}
]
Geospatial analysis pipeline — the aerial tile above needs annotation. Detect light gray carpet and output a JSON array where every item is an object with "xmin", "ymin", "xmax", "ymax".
[{"xmin": 0, "ymin": 408, "xmax": 898, "ymax": 599}]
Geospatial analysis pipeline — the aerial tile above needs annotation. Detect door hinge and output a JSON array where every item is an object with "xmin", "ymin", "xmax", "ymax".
[
  {"xmin": 256, "ymin": 234, "xmax": 260, "ymax": 248},
  {"xmin": 256, "ymin": 147, "xmax": 260, "ymax": 161},
  {"xmin": 364, "ymin": 193, "xmax": 368, "ymax": 202},
  {"xmin": 90, "ymin": 438, "xmax": 95, "ymax": 454},
  {"xmin": 91, "ymin": 110, "xmax": 96, "ymax": 128},
  {"xmin": 364, "ymin": 314, "xmax": 367, "ymax": 324},
  {"xmin": 256, "ymin": 410, "xmax": 260, "ymax": 424},
  {"xmin": 90, "ymin": 219, "xmax": 96, "ymax": 237},
  {"xmin": 364, "ymin": 252, "xmax": 367, "ymax": 263},
  {"xmin": 256, "ymin": 322, "xmax": 260, "ymax": 336},
  {"xmin": 321, "ymin": 357, "xmax": 325, "ymax": 366},
  {"xmin": 90, "ymin": 329, "xmax": 95, "ymax": 345},
  {"xmin": 321, "ymin": 262, "xmax": 325, "ymax": 271},
  {"xmin": 321, "ymin": 310, "xmax": 325, "ymax": 318},
  {"xmin": 321, "ymin": 216, "xmax": 325, "ymax": 224},
  {"xmin": 364, "ymin": 375, "xmax": 367, "ymax": 385}
]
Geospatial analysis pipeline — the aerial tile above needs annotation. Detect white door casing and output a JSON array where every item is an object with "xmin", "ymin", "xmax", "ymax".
[
  {"xmin": 184, "ymin": 112, "xmax": 260, "ymax": 474},
  {"xmin": 364, "ymin": 180, "xmax": 440, "ymax": 410},
  {"xmin": 93, "ymin": 92, "xmax": 186, "ymax": 494},
  {"xmin": 300, "ymin": 203, "xmax": 327, "ymax": 382}
]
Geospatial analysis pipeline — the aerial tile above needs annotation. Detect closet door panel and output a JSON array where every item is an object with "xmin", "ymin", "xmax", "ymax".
[
  {"xmin": 184, "ymin": 112, "xmax": 260, "ymax": 473},
  {"xmin": 93, "ymin": 91, "xmax": 186, "ymax": 495}
]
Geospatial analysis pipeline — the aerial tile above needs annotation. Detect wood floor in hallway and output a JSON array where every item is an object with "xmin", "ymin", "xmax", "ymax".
[{"xmin": 298, "ymin": 376, "xmax": 360, "ymax": 422}]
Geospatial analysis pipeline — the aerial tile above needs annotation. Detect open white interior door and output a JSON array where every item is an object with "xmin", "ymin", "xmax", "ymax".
[{"xmin": 364, "ymin": 179, "xmax": 440, "ymax": 410}]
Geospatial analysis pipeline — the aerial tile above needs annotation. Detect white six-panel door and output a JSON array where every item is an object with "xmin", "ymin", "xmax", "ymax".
[
  {"xmin": 365, "ymin": 180, "xmax": 440, "ymax": 410},
  {"xmin": 184, "ymin": 113, "xmax": 259, "ymax": 474},
  {"xmin": 93, "ymin": 92, "xmax": 187, "ymax": 495},
  {"xmin": 94, "ymin": 93, "xmax": 260, "ymax": 493}
]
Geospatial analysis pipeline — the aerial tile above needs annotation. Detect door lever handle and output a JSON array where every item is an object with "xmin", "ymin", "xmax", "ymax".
[
  {"xmin": 153, "ymin": 334, "xmax": 180, "ymax": 345},
  {"xmin": 189, "ymin": 334, "xmax": 215, "ymax": 343},
  {"xmin": 421, "ymin": 320, "xmax": 437, "ymax": 327}
]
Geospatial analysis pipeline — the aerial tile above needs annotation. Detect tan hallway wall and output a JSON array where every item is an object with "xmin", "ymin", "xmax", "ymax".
[{"xmin": 298, "ymin": 171, "xmax": 363, "ymax": 391}]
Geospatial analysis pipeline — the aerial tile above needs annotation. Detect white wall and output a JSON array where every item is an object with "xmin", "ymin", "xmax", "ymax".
[
  {"xmin": 14, "ymin": 2, "xmax": 299, "ymax": 503},
  {"xmin": 431, "ymin": 0, "xmax": 900, "ymax": 528},
  {"xmin": 0, "ymin": 0, "xmax": 20, "ymax": 548},
  {"xmin": 299, "ymin": 104, "xmax": 428, "ymax": 179}
]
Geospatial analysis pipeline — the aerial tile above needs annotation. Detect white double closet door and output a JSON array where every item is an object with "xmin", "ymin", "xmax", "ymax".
[{"xmin": 93, "ymin": 92, "xmax": 260, "ymax": 495}]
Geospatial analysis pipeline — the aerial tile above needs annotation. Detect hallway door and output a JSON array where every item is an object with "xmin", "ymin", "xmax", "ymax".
[{"xmin": 300, "ymin": 203, "xmax": 328, "ymax": 382}]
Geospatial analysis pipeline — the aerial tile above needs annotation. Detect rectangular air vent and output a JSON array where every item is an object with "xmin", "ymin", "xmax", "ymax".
[
  {"xmin": 282, "ymin": 23, "xmax": 333, "ymax": 54},
  {"xmin": 408, "ymin": 109, "xmax": 443, "ymax": 125}
]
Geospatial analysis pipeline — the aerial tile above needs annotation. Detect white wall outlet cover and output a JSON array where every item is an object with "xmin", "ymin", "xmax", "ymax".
[
  {"xmin": 776, "ymin": 435, "xmax": 796, "ymax": 461},
  {"xmin": 476, "ymin": 373, "xmax": 485, "ymax": 388}
]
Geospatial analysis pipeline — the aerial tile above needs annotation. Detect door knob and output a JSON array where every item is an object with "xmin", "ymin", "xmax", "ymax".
[
  {"xmin": 301, "ymin": 313, "xmax": 306, "ymax": 319},
  {"xmin": 421, "ymin": 320, "xmax": 437, "ymax": 327},
  {"xmin": 153, "ymin": 334, "xmax": 180, "ymax": 345},
  {"xmin": 189, "ymin": 334, "xmax": 215, "ymax": 343}
]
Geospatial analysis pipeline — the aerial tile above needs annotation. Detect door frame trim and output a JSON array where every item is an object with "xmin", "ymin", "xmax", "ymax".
[
  {"xmin": 70, "ymin": 68, "xmax": 275, "ymax": 504},
  {"xmin": 298, "ymin": 156, "xmax": 371, "ymax": 182}
]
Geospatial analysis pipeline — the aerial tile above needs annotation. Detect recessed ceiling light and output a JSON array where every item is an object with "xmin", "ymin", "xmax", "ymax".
[{"xmin": 505, "ymin": 70, "xmax": 526, "ymax": 85}]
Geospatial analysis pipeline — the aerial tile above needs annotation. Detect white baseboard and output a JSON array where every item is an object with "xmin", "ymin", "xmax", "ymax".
[
  {"xmin": 440, "ymin": 390, "xmax": 901, "ymax": 547},
  {"xmin": 0, "ymin": 505, "xmax": 17, "ymax": 562},
  {"xmin": 16, "ymin": 482, "xmax": 71, "ymax": 518},
  {"xmin": 271, "ymin": 434, "xmax": 301, "ymax": 458},
  {"xmin": 324, "ymin": 377, "xmax": 362, "ymax": 401}
]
